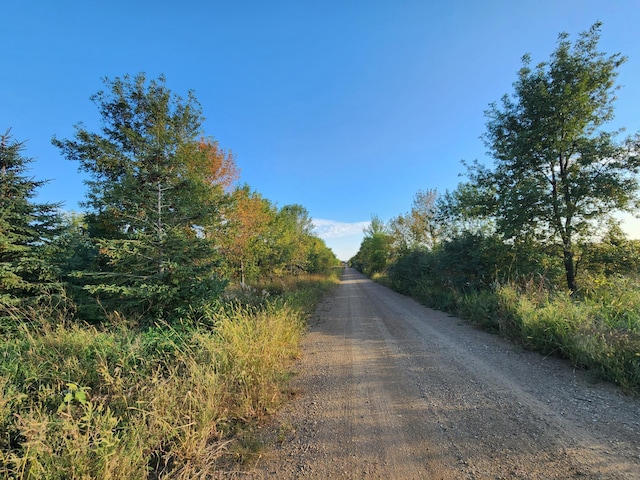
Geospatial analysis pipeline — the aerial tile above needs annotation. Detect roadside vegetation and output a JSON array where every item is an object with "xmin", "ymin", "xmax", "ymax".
[
  {"xmin": 0, "ymin": 275, "xmax": 338, "ymax": 478},
  {"xmin": 352, "ymin": 24, "xmax": 640, "ymax": 395},
  {"xmin": 0, "ymin": 74, "xmax": 340, "ymax": 478}
]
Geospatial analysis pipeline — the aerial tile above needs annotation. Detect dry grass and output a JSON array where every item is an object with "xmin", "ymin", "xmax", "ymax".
[{"xmin": 0, "ymin": 273, "xmax": 338, "ymax": 479}]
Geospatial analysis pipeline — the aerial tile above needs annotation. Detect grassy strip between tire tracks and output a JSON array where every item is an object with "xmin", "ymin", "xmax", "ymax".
[{"xmin": 0, "ymin": 272, "xmax": 340, "ymax": 479}]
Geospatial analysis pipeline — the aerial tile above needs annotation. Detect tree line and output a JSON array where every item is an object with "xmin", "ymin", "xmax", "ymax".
[
  {"xmin": 1, "ymin": 73, "xmax": 339, "ymax": 325},
  {"xmin": 352, "ymin": 23, "xmax": 640, "ymax": 296}
]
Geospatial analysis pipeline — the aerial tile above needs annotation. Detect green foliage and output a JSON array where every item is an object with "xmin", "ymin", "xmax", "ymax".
[
  {"xmin": 388, "ymin": 189, "xmax": 440, "ymax": 255},
  {"xmin": 436, "ymin": 182, "xmax": 497, "ymax": 240},
  {"xmin": 0, "ymin": 131, "xmax": 65, "ymax": 317},
  {"xmin": 213, "ymin": 187, "xmax": 337, "ymax": 285},
  {"xmin": 436, "ymin": 232, "xmax": 505, "ymax": 291},
  {"xmin": 456, "ymin": 290, "xmax": 502, "ymax": 333},
  {"xmin": 214, "ymin": 186, "xmax": 275, "ymax": 285},
  {"xmin": 306, "ymin": 237, "xmax": 340, "ymax": 274},
  {"xmin": 472, "ymin": 23, "xmax": 640, "ymax": 291},
  {"xmin": 385, "ymin": 248, "xmax": 432, "ymax": 295},
  {"xmin": 384, "ymin": 208, "xmax": 640, "ymax": 394},
  {"xmin": 496, "ymin": 281, "xmax": 640, "ymax": 393},
  {"xmin": 388, "ymin": 253, "xmax": 640, "ymax": 394},
  {"xmin": 351, "ymin": 215, "xmax": 392, "ymax": 275},
  {"xmin": 388, "ymin": 232, "xmax": 513, "ymax": 294},
  {"xmin": 580, "ymin": 223, "xmax": 640, "ymax": 277},
  {"xmin": 52, "ymin": 74, "xmax": 226, "ymax": 322},
  {"xmin": 1, "ymin": 70, "xmax": 341, "ymax": 475},
  {"xmin": 47, "ymin": 214, "xmax": 104, "ymax": 321},
  {"xmin": 267, "ymin": 204, "xmax": 315, "ymax": 276},
  {"xmin": 357, "ymin": 23, "xmax": 640, "ymax": 396}
]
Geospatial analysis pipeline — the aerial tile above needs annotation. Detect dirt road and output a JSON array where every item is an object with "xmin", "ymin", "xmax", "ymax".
[{"xmin": 249, "ymin": 268, "xmax": 640, "ymax": 479}]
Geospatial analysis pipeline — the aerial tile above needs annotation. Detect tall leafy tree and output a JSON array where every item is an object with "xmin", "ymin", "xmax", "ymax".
[
  {"xmin": 472, "ymin": 23, "xmax": 639, "ymax": 291},
  {"xmin": 194, "ymin": 137, "xmax": 240, "ymax": 192},
  {"xmin": 214, "ymin": 185, "xmax": 276, "ymax": 286},
  {"xmin": 306, "ymin": 236, "xmax": 339, "ymax": 274},
  {"xmin": 0, "ymin": 130, "xmax": 62, "ymax": 313},
  {"xmin": 270, "ymin": 204, "xmax": 315, "ymax": 275},
  {"xmin": 389, "ymin": 189, "xmax": 440, "ymax": 255},
  {"xmin": 53, "ymin": 74, "xmax": 227, "ymax": 321},
  {"xmin": 388, "ymin": 213, "xmax": 413, "ymax": 257},
  {"xmin": 436, "ymin": 183, "xmax": 497, "ymax": 240}
]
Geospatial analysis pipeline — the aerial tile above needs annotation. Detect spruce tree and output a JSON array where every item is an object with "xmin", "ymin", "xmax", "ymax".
[
  {"xmin": 53, "ymin": 74, "xmax": 227, "ymax": 322},
  {"xmin": 0, "ymin": 130, "xmax": 62, "ymax": 315}
]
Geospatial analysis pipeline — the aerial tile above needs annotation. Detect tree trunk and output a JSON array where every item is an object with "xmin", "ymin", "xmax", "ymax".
[
  {"xmin": 563, "ymin": 248, "xmax": 577, "ymax": 293},
  {"xmin": 157, "ymin": 181, "xmax": 165, "ymax": 274}
]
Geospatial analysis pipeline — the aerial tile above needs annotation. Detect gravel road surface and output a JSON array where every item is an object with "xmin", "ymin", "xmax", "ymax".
[{"xmin": 242, "ymin": 268, "xmax": 640, "ymax": 479}]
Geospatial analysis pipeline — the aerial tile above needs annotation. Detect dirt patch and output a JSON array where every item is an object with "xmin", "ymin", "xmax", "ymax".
[{"xmin": 223, "ymin": 269, "xmax": 640, "ymax": 479}]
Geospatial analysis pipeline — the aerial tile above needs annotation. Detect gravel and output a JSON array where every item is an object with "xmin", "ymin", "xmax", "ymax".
[{"xmin": 222, "ymin": 268, "xmax": 640, "ymax": 479}]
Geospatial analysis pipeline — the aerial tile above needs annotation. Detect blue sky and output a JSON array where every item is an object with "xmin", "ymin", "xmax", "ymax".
[{"xmin": 3, "ymin": 1, "xmax": 640, "ymax": 260}]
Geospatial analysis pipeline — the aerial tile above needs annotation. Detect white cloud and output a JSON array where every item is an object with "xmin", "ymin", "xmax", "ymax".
[
  {"xmin": 312, "ymin": 219, "xmax": 370, "ymax": 261},
  {"xmin": 312, "ymin": 219, "xmax": 370, "ymax": 239}
]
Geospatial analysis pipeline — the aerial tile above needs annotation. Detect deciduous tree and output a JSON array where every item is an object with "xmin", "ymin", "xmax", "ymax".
[
  {"xmin": 473, "ymin": 23, "xmax": 639, "ymax": 291},
  {"xmin": 306, "ymin": 236, "xmax": 339, "ymax": 274},
  {"xmin": 389, "ymin": 189, "xmax": 440, "ymax": 255},
  {"xmin": 195, "ymin": 137, "xmax": 239, "ymax": 192},
  {"xmin": 267, "ymin": 205, "xmax": 315, "ymax": 276},
  {"xmin": 353, "ymin": 215, "xmax": 392, "ymax": 275},
  {"xmin": 215, "ymin": 185, "xmax": 275, "ymax": 286}
]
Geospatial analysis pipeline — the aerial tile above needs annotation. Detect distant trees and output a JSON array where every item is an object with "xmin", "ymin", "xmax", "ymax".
[
  {"xmin": 306, "ymin": 236, "xmax": 339, "ymax": 274},
  {"xmin": 215, "ymin": 185, "xmax": 274, "ymax": 286},
  {"xmin": 351, "ymin": 215, "xmax": 392, "ymax": 276},
  {"xmin": 388, "ymin": 189, "xmax": 440, "ymax": 255},
  {"xmin": 0, "ymin": 131, "xmax": 63, "ymax": 315},
  {"xmin": 271, "ymin": 204, "xmax": 316, "ymax": 275},
  {"xmin": 213, "ymin": 188, "xmax": 338, "ymax": 285},
  {"xmin": 3, "ymin": 74, "xmax": 338, "ymax": 325}
]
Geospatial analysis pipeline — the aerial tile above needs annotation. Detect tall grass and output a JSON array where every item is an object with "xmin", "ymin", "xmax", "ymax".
[
  {"xmin": 496, "ymin": 276, "xmax": 640, "ymax": 393},
  {"xmin": 0, "ymin": 273, "xmax": 338, "ymax": 479},
  {"xmin": 383, "ymin": 268, "xmax": 640, "ymax": 395}
]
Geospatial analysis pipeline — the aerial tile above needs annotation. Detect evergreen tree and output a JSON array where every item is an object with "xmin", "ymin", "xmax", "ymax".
[
  {"xmin": 0, "ymin": 130, "xmax": 62, "ymax": 314},
  {"xmin": 47, "ymin": 213, "xmax": 101, "ymax": 320},
  {"xmin": 53, "ymin": 74, "xmax": 227, "ymax": 322}
]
